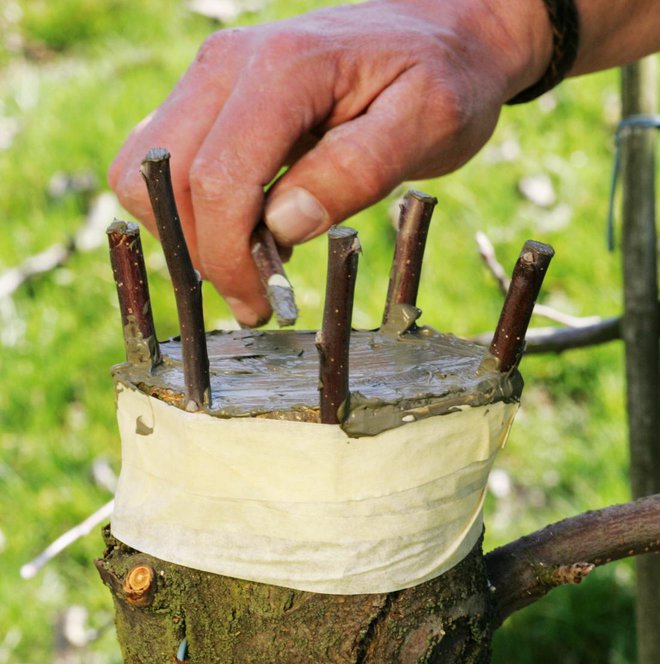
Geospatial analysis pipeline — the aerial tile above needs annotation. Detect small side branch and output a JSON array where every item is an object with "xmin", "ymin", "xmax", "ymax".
[
  {"xmin": 316, "ymin": 226, "xmax": 361, "ymax": 424},
  {"xmin": 140, "ymin": 148, "xmax": 211, "ymax": 410},
  {"xmin": 485, "ymin": 493, "xmax": 660, "ymax": 626},
  {"xmin": 471, "ymin": 315, "xmax": 623, "ymax": 354},
  {"xmin": 476, "ymin": 231, "xmax": 597, "ymax": 328},
  {"xmin": 251, "ymin": 222, "xmax": 298, "ymax": 327},
  {"xmin": 382, "ymin": 190, "xmax": 437, "ymax": 330},
  {"xmin": 21, "ymin": 499, "xmax": 115, "ymax": 579},
  {"xmin": 107, "ymin": 220, "xmax": 161, "ymax": 368},
  {"xmin": 0, "ymin": 191, "xmax": 117, "ymax": 300},
  {"xmin": 490, "ymin": 240, "xmax": 554, "ymax": 371}
]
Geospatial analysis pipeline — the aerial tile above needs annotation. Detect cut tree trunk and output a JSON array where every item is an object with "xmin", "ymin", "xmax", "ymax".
[
  {"xmin": 96, "ymin": 495, "xmax": 660, "ymax": 663},
  {"xmin": 96, "ymin": 531, "xmax": 493, "ymax": 663}
]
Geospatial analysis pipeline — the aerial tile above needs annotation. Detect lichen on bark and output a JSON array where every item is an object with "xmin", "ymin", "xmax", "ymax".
[{"xmin": 97, "ymin": 528, "xmax": 493, "ymax": 663}]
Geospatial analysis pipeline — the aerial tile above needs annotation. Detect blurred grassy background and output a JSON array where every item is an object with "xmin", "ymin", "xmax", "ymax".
[{"xmin": 0, "ymin": 1, "xmax": 655, "ymax": 662}]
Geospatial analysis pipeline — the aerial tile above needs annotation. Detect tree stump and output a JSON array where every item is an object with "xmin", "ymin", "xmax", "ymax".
[
  {"xmin": 98, "ymin": 326, "xmax": 521, "ymax": 663},
  {"xmin": 97, "ymin": 529, "xmax": 493, "ymax": 663}
]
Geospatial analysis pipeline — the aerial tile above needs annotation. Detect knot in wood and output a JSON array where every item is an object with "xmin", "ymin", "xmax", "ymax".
[{"xmin": 123, "ymin": 564, "xmax": 155, "ymax": 606}]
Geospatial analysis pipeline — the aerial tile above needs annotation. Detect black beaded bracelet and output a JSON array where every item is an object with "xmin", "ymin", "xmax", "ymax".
[{"xmin": 506, "ymin": 0, "xmax": 580, "ymax": 105}]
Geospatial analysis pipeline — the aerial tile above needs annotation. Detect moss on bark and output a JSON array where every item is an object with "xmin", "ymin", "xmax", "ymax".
[{"xmin": 97, "ymin": 527, "xmax": 493, "ymax": 663}]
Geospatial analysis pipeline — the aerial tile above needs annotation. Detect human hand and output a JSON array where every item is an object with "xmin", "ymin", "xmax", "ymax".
[{"xmin": 108, "ymin": 0, "xmax": 551, "ymax": 326}]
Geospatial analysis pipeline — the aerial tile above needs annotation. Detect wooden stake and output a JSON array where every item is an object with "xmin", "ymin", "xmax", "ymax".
[
  {"xmin": 316, "ymin": 226, "xmax": 360, "ymax": 424},
  {"xmin": 621, "ymin": 56, "xmax": 660, "ymax": 664},
  {"xmin": 140, "ymin": 148, "xmax": 211, "ymax": 410},
  {"xmin": 382, "ymin": 190, "xmax": 437, "ymax": 328},
  {"xmin": 107, "ymin": 219, "xmax": 161, "ymax": 369},
  {"xmin": 489, "ymin": 240, "xmax": 554, "ymax": 372},
  {"xmin": 251, "ymin": 222, "xmax": 298, "ymax": 327}
]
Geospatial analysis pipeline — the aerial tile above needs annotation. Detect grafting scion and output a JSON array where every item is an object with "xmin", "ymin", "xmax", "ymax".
[
  {"xmin": 316, "ymin": 226, "xmax": 361, "ymax": 424},
  {"xmin": 107, "ymin": 219, "xmax": 161, "ymax": 369},
  {"xmin": 251, "ymin": 222, "xmax": 298, "ymax": 327},
  {"xmin": 382, "ymin": 190, "xmax": 437, "ymax": 330},
  {"xmin": 140, "ymin": 148, "xmax": 211, "ymax": 410},
  {"xmin": 490, "ymin": 240, "xmax": 554, "ymax": 372}
]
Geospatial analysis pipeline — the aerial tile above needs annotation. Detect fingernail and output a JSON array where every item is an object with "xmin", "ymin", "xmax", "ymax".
[
  {"xmin": 265, "ymin": 187, "xmax": 328, "ymax": 244},
  {"xmin": 225, "ymin": 296, "xmax": 270, "ymax": 328}
]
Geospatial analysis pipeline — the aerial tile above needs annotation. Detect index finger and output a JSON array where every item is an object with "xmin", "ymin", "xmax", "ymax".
[{"xmin": 189, "ymin": 38, "xmax": 335, "ymax": 325}]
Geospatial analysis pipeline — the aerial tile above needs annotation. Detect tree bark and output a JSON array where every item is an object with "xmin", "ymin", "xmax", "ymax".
[
  {"xmin": 621, "ymin": 55, "xmax": 660, "ymax": 664},
  {"xmin": 97, "ymin": 531, "xmax": 493, "ymax": 663},
  {"xmin": 97, "ymin": 494, "xmax": 660, "ymax": 663}
]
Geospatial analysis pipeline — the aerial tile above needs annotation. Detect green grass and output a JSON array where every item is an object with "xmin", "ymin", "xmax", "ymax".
[{"xmin": 0, "ymin": 1, "xmax": 655, "ymax": 661}]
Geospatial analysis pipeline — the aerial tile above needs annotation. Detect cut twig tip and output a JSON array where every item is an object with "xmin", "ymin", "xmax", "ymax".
[
  {"xmin": 405, "ymin": 190, "xmax": 438, "ymax": 206},
  {"xmin": 489, "ymin": 239, "xmax": 555, "ymax": 372},
  {"xmin": 106, "ymin": 218, "xmax": 139, "ymax": 236},
  {"xmin": 141, "ymin": 147, "xmax": 171, "ymax": 164},
  {"xmin": 251, "ymin": 223, "xmax": 298, "ymax": 327},
  {"xmin": 520, "ymin": 239, "xmax": 555, "ymax": 264}
]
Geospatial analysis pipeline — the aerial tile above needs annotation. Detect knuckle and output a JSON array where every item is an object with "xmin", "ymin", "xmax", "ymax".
[
  {"xmin": 420, "ymin": 68, "xmax": 471, "ymax": 135},
  {"xmin": 195, "ymin": 29, "xmax": 240, "ymax": 64},
  {"xmin": 115, "ymin": 174, "xmax": 151, "ymax": 219},
  {"xmin": 256, "ymin": 28, "xmax": 316, "ymax": 68},
  {"xmin": 189, "ymin": 160, "xmax": 226, "ymax": 201},
  {"xmin": 327, "ymin": 134, "xmax": 390, "ymax": 203}
]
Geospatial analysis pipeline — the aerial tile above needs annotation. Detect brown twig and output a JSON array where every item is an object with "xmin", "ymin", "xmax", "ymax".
[
  {"xmin": 489, "ymin": 240, "xmax": 554, "ymax": 371},
  {"xmin": 472, "ymin": 316, "xmax": 621, "ymax": 353},
  {"xmin": 382, "ymin": 190, "xmax": 437, "ymax": 329},
  {"xmin": 485, "ymin": 493, "xmax": 660, "ymax": 626},
  {"xmin": 251, "ymin": 222, "xmax": 298, "ymax": 327},
  {"xmin": 475, "ymin": 231, "xmax": 509, "ymax": 296},
  {"xmin": 107, "ymin": 220, "xmax": 161, "ymax": 368},
  {"xmin": 20, "ymin": 499, "xmax": 115, "ymax": 579},
  {"xmin": 316, "ymin": 226, "xmax": 361, "ymax": 424},
  {"xmin": 140, "ymin": 148, "xmax": 210, "ymax": 410},
  {"xmin": 476, "ymin": 231, "xmax": 597, "ymax": 328}
]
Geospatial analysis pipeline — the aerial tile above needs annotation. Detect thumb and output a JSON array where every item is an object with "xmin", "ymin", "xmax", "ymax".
[{"xmin": 264, "ymin": 82, "xmax": 425, "ymax": 245}]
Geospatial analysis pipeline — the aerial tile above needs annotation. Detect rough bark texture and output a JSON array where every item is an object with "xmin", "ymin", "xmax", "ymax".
[
  {"xmin": 621, "ymin": 56, "xmax": 660, "ymax": 664},
  {"xmin": 485, "ymin": 494, "xmax": 660, "ymax": 626},
  {"xmin": 97, "ymin": 495, "xmax": 660, "ymax": 662},
  {"xmin": 97, "ymin": 529, "xmax": 493, "ymax": 664}
]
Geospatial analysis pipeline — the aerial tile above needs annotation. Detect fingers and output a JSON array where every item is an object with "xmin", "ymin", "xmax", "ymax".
[
  {"xmin": 263, "ymin": 69, "xmax": 447, "ymax": 246},
  {"xmin": 188, "ymin": 48, "xmax": 335, "ymax": 324},
  {"xmin": 108, "ymin": 30, "xmax": 251, "ymax": 268},
  {"xmin": 108, "ymin": 5, "xmax": 506, "ymax": 328}
]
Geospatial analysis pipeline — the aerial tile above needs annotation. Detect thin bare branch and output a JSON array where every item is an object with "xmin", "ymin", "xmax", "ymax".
[
  {"xmin": 251, "ymin": 222, "xmax": 298, "ymax": 327},
  {"xmin": 21, "ymin": 500, "xmax": 115, "ymax": 580},
  {"xmin": 107, "ymin": 220, "xmax": 161, "ymax": 368},
  {"xmin": 476, "ymin": 231, "xmax": 599, "ymax": 328},
  {"xmin": 140, "ymin": 148, "xmax": 210, "ymax": 410},
  {"xmin": 382, "ymin": 190, "xmax": 437, "ymax": 329},
  {"xmin": 316, "ymin": 226, "xmax": 361, "ymax": 424},
  {"xmin": 0, "ymin": 192, "xmax": 117, "ymax": 300},
  {"xmin": 490, "ymin": 240, "xmax": 554, "ymax": 371},
  {"xmin": 475, "ymin": 231, "xmax": 509, "ymax": 296},
  {"xmin": 472, "ymin": 315, "xmax": 621, "ymax": 353},
  {"xmin": 473, "ymin": 303, "xmax": 659, "ymax": 353},
  {"xmin": 485, "ymin": 493, "xmax": 660, "ymax": 626}
]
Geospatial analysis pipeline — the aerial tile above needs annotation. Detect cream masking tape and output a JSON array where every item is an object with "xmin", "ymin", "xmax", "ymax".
[{"xmin": 111, "ymin": 383, "xmax": 518, "ymax": 594}]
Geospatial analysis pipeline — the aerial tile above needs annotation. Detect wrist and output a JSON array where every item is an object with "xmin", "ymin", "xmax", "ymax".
[
  {"xmin": 481, "ymin": 0, "xmax": 555, "ymax": 102},
  {"xmin": 384, "ymin": 0, "xmax": 554, "ymax": 104}
]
